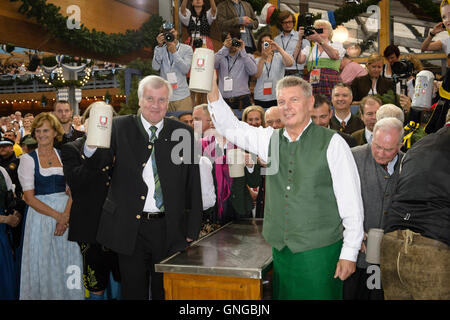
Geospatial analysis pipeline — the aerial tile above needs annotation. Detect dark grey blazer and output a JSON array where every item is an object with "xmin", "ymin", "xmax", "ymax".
[{"xmin": 351, "ymin": 143, "xmax": 404, "ymax": 268}]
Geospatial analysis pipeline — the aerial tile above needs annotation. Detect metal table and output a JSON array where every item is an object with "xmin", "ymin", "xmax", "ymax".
[{"xmin": 155, "ymin": 219, "xmax": 273, "ymax": 300}]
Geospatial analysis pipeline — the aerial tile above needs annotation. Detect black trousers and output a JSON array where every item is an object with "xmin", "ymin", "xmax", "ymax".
[
  {"xmin": 343, "ymin": 266, "xmax": 384, "ymax": 300},
  {"xmin": 253, "ymin": 99, "xmax": 277, "ymax": 109},
  {"xmin": 117, "ymin": 217, "xmax": 167, "ymax": 300}
]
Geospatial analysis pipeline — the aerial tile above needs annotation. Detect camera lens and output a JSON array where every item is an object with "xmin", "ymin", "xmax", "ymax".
[
  {"xmin": 193, "ymin": 38, "xmax": 203, "ymax": 48},
  {"xmin": 263, "ymin": 42, "xmax": 269, "ymax": 49},
  {"xmin": 232, "ymin": 38, "xmax": 241, "ymax": 47},
  {"xmin": 164, "ymin": 32, "xmax": 175, "ymax": 42},
  {"xmin": 304, "ymin": 27, "xmax": 313, "ymax": 37},
  {"xmin": 392, "ymin": 59, "xmax": 413, "ymax": 78}
]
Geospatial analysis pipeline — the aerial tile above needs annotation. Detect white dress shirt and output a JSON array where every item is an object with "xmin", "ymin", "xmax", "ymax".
[
  {"xmin": 365, "ymin": 127, "xmax": 373, "ymax": 144},
  {"xmin": 207, "ymin": 94, "xmax": 364, "ymax": 262},
  {"xmin": 198, "ymin": 156, "xmax": 216, "ymax": 210}
]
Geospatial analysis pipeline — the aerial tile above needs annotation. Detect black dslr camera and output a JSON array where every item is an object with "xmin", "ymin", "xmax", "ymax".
[
  {"xmin": 391, "ymin": 59, "xmax": 414, "ymax": 80},
  {"xmin": 298, "ymin": 13, "xmax": 323, "ymax": 37},
  {"xmin": 162, "ymin": 22, "xmax": 175, "ymax": 42},
  {"xmin": 192, "ymin": 38, "xmax": 203, "ymax": 48},
  {"xmin": 231, "ymin": 38, "xmax": 241, "ymax": 47}
]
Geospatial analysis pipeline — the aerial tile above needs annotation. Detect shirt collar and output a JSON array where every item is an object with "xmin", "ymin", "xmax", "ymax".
[
  {"xmin": 282, "ymin": 30, "xmax": 295, "ymax": 37},
  {"xmin": 140, "ymin": 114, "xmax": 164, "ymax": 138},
  {"xmin": 283, "ymin": 119, "xmax": 312, "ymax": 142},
  {"xmin": 386, "ymin": 154, "xmax": 398, "ymax": 176},
  {"xmin": 334, "ymin": 112, "xmax": 352, "ymax": 125}
]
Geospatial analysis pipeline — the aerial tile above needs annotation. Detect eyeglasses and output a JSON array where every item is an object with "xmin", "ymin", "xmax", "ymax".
[{"xmin": 282, "ymin": 20, "xmax": 294, "ymax": 25}]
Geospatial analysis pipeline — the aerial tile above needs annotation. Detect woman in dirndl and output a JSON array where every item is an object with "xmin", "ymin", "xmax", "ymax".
[
  {"xmin": 0, "ymin": 167, "xmax": 21, "ymax": 300},
  {"xmin": 179, "ymin": 0, "xmax": 216, "ymax": 51},
  {"xmin": 18, "ymin": 112, "xmax": 83, "ymax": 300},
  {"xmin": 179, "ymin": 0, "xmax": 217, "ymax": 105},
  {"xmin": 295, "ymin": 19, "xmax": 345, "ymax": 100}
]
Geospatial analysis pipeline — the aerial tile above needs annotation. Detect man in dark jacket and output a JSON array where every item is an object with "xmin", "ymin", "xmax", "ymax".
[
  {"xmin": 82, "ymin": 75, "xmax": 202, "ymax": 300},
  {"xmin": 380, "ymin": 111, "xmax": 450, "ymax": 299},
  {"xmin": 53, "ymin": 100, "xmax": 84, "ymax": 149}
]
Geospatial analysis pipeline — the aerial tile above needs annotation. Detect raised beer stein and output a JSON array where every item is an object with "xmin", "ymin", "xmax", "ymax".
[
  {"xmin": 226, "ymin": 148, "xmax": 245, "ymax": 178},
  {"xmin": 365, "ymin": 228, "xmax": 384, "ymax": 264},
  {"xmin": 189, "ymin": 48, "xmax": 215, "ymax": 93},
  {"xmin": 86, "ymin": 102, "xmax": 113, "ymax": 148}
]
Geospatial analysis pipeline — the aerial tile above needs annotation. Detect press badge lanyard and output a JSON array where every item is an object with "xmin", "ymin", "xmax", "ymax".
[
  {"xmin": 306, "ymin": 43, "xmax": 323, "ymax": 70},
  {"xmin": 166, "ymin": 43, "xmax": 180, "ymax": 69},
  {"xmin": 227, "ymin": 55, "xmax": 239, "ymax": 76},
  {"xmin": 314, "ymin": 44, "xmax": 323, "ymax": 68},
  {"xmin": 281, "ymin": 34, "xmax": 293, "ymax": 51},
  {"xmin": 264, "ymin": 59, "xmax": 273, "ymax": 78}
]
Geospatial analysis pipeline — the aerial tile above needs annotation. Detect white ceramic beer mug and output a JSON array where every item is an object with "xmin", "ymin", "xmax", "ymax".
[
  {"xmin": 226, "ymin": 148, "xmax": 245, "ymax": 178},
  {"xmin": 86, "ymin": 101, "xmax": 113, "ymax": 148},
  {"xmin": 365, "ymin": 228, "xmax": 384, "ymax": 264},
  {"xmin": 189, "ymin": 48, "xmax": 215, "ymax": 93}
]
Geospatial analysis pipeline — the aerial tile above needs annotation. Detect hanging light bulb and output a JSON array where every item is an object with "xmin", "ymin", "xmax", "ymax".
[{"xmin": 332, "ymin": 25, "xmax": 349, "ymax": 43}]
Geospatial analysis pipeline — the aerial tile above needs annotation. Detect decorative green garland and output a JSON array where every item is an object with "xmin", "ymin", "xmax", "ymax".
[
  {"xmin": 265, "ymin": 0, "xmax": 382, "ymax": 26},
  {"xmin": 9, "ymin": 0, "xmax": 441, "ymax": 60},
  {"xmin": 9, "ymin": 0, "xmax": 164, "ymax": 57},
  {"xmin": 409, "ymin": 0, "xmax": 441, "ymax": 22}
]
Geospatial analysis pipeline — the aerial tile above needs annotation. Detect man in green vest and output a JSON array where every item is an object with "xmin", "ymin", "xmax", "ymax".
[{"xmin": 207, "ymin": 72, "xmax": 364, "ymax": 299}]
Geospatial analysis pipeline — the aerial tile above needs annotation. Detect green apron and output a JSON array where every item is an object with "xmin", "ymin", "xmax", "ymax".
[{"xmin": 272, "ymin": 239, "xmax": 343, "ymax": 300}]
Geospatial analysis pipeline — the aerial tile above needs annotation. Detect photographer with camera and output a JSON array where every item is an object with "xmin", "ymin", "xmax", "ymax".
[
  {"xmin": 179, "ymin": 0, "xmax": 216, "ymax": 51},
  {"xmin": 216, "ymin": 0, "xmax": 259, "ymax": 54},
  {"xmin": 274, "ymin": 10, "xmax": 310, "ymax": 77},
  {"xmin": 295, "ymin": 18, "xmax": 345, "ymax": 99},
  {"xmin": 152, "ymin": 23, "xmax": 194, "ymax": 112},
  {"xmin": 214, "ymin": 32, "xmax": 257, "ymax": 109},
  {"xmin": 253, "ymin": 33, "xmax": 293, "ymax": 109}
]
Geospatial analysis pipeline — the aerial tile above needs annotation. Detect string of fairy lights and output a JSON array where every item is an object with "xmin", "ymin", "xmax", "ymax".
[
  {"xmin": 37, "ymin": 65, "xmax": 93, "ymax": 87},
  {"xmin": 0, "ymin": 95, "xmax": 126, "ymax": 106}
]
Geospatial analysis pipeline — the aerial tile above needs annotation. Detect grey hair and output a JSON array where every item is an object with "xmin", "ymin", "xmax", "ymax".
[
  {"xmin": 376, "ymin": 104, "xmax": 405, "ymax": 123},
  {"xmin": 373, "ymin": 117, "xmax": 404, "ymax": 144},
  {"xmin": 137, "ymin": 75, "xmax": 172, "ymax": 100},
  {"xmin": 276, "ymin": 76, "xmax": 313, "ymax": 98},
  {"xmin": 193, "ymin": 103, "xmax": 210, "ymax": 116}
]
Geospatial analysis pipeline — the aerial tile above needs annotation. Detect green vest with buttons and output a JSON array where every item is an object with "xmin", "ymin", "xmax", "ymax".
[{"xmin": 262, "ymin": 123, "xmax": 343, "ymax": 253}]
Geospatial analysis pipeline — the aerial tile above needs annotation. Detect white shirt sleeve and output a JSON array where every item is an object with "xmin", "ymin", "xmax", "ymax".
[
  {"xmin": 327, "ymin": 133, "xmax": 365, "ymax": 262},
  {"xmin": 206, "ymin": 8, "xmax": 216, "ymax": 25},
  {"xmin": 441, "ymin": 37, "xmax": 450, "ymax": 55},
  {"xmin": 18, "ymin": 153, "xmax": 35, "ymax": 191},
  {"xmin": 178, "ymin": 7, "xmax": 191, "ymax": 27},
  {"xmin": 207, "ymin": 93, "xmax": 274, "ymax": 163},
  {"xmin": 0, "ymin": 167, "xmax": 14, "ymax": 191},
  {"xmin": 199, "ymin": 156, "xmax": 216, "ymax": 210},
  {"xmin": 331, "ymin": 41, "xmax": 346, "ymax": 59},
  {"xmin": 83, "ymin": 143, "xmax": 97, "ymax": 157}
]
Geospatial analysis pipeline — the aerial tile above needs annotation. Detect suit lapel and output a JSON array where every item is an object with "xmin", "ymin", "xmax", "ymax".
[
  {"xmin": 228, "ymin": 0, "xmax": 239, "ymax": 17},
  {"xmin": 135, "ymin": 114, "xmax": 150, "ymax": 141}
]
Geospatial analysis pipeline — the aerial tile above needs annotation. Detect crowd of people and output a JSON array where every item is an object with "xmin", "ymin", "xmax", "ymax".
[{"xmin": 0, "ymin": 0, "xmax": 449, "ymax": 301}]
